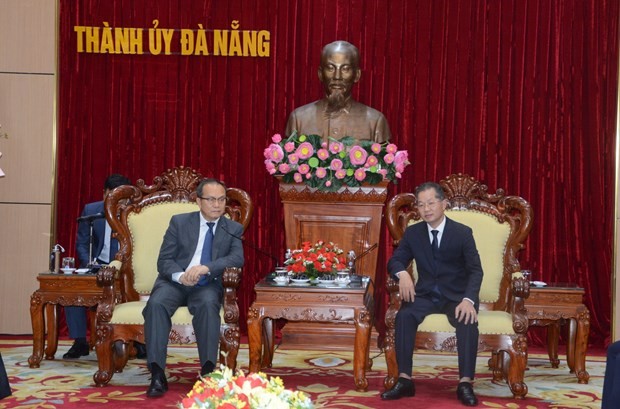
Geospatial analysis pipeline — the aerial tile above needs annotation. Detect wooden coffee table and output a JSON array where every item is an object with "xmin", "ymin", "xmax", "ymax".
[
  {"xmin": 28, "ymin": 272, "xmax": 112, "ymax": 368},
  {"xmin": 247, "ymin": 279, "xmax": 374, "ymax": 391},
  {"xmin": 525, "ymin": 282, "xmax": 590, "ymax": 383}
]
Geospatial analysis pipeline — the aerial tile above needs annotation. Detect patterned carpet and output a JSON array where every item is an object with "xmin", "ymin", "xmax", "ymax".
[{"xmin": 0, "ymin": 338, "xmax": 605, "ymax": 408}]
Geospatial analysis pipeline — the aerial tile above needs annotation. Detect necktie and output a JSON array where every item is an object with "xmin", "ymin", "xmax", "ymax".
[
  {"xmin": 197, "ymin": 222, "xmax": 215, "ymax": 286},
  {"xmin": 430, "ymin": 230, "xmax": 441, "ymax": 302},
  {"xmin": 431, "ymin": 230, "xmax": 439, "ymax": 256}
]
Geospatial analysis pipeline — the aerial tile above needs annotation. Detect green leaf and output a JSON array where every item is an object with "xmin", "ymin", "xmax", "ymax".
[
  {"xmin": 339, "ymin": 136, "xmax": 356, "ymax": 146},
  {"xmin": 306, "ymin": 134, "xmax": 322, "ymax": 147},
  {"xmin": 364, "ymin": 173, "xmax": 382, "ymax": 184}
]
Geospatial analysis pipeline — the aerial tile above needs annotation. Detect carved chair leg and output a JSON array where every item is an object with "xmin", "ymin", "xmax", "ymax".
[
  {"xmin": 504, "ymin": 344, "xmax": 528, "ymax": 399},
  {"xmin": 93, "ymin": 325, "xmax": 115, "ymax": 387},
  {"xmin": 113, "ymin": 340, "xmax": 129, "ymax": 373},
  {"xmin": 382, "ymin": 328, "xmax": 398, "ymax": 390},
  {"xmin": 489, "ymin": 351, "xmax": 504, "ymax": 383},
  {"xmin": 220, "ymin": 324, "xmax": 240, "ymax": 371}
]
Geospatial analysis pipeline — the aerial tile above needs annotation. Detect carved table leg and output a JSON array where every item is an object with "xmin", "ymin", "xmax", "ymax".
[
  {"xmin": 28, "ymin": 294, "xmax": 45, "ymax": 368},
  {"xmin": 353, "ymin": 308, "xmax": 371, "ymax": 392},
  {"xmin": 546, "ymin": 322, "xmax": 560, "ymax": 368},
  {"xmin": 247, "ymin": 306, "xmax": 265, "ymax": 373},
  {"xmin": 573, "ymin": 306, "xmax": 590, "ymax": 384},
  {"xmin": 44, "ymin": 303, "xmax": 59, "ymax": 360},
  {"xmin": 567, "ymin": 318, "xmax": 576, "ymax": 372},
  {"xmin": 261, "ymin": 317, "xmax": 274, "ymax": 368}
]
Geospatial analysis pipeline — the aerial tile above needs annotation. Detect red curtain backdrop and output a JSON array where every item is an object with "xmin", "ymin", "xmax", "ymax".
[{"xmin": 57, "ymin": 0, "xmax": 618, "ymax": 348}]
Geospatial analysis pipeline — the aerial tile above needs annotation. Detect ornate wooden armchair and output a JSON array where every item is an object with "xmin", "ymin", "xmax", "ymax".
[
  {"xmin": 383, "ymin": 174, "xmax": 532, "ymax": 399},
  {"xmin": 93, "ymin": 167, "xmax": 253, "ymax": 386}
]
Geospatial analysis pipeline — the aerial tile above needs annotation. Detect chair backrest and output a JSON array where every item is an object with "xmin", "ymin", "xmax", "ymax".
[
  {"xmin": 104, "ymin": 167, "xmax": 254, "ymax": 301},
  {"xmin": 386, "ymin": 173, "xmax": 532, "ymax": 312}
]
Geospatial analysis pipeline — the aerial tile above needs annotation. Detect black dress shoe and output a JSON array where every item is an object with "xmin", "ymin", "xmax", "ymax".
[
  {"xmin": 146, "ymin": 371, "xmax": 168, "ymax": 398},
  {"xmin": 62, "ymin": 341, "xmax": 89, "ymax": 359},
  {"xmin": 380, "ymin": 377, "xmax": 415, "ymax": 400},
  {"xmin": 456, "ymin": 382, "xmax": 478, "ymax": 406},
  {"xmin": 200, "ymin": 361, "xmax": 216, "ymax": 377}
]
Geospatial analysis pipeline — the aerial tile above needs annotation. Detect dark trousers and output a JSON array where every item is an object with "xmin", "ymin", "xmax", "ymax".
[
  {"xmin": 0, "ymin": 352, "xmax": 11, "ymax": 399},
  {"xmin": 143, "ymin": 280, "xmax": 222, "ymax": 371},
  {"xmin": 64, "ymin": 306, "xmax": 88, "ymax": 339},
  {"xmin": 602, "ymin": 340, "xmax": 620, "ymax": 409},
  {"xmin": 395, "ymin": 296, "xmax": 479, "ymax": 379}
]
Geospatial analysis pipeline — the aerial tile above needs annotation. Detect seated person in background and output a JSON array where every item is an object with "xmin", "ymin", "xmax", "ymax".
[
  {"xmin": 602, "ymin": 340, "xmax": 620, "ymax": 408},
  {"xmin": 381, "ymin": 182, "xmax": 483, "ymax": 407},
  {"xmin": 285, "ymin": 40, "xmax": 391, "ymax": 143},
  {"xmin": 143, "ymin": 178, "xmax": 245, "ymax": 398},
  {"xmin": 63, "ymin": 174, "xmax": 147, "ymax": 359}
]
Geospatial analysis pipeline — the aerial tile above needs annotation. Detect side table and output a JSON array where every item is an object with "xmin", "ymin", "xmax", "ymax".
[
  {"xmin": 247, "ymin": 279, "xmax": 374, "ymax": 391},
  {"xmin": 28, "ymin": 273, "xmax": 112, "ymax": 368},
  {"xmin": 525, "ymin": 282, "xmax": 590, "ymax": 383}
]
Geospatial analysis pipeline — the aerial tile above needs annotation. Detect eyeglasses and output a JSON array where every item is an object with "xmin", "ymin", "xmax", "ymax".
[
  {"xmin": 416, "ymin": 201, "xmax": 440, "ymax": 209},
  {"xmin": 198, "ymin": 196, "xmax": 227, "ymax": 205}
]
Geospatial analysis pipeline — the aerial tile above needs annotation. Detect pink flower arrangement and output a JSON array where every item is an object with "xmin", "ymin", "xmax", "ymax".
[{"xmin": 264, "ymin": 132, "xmax": 410, "ymax": 191}]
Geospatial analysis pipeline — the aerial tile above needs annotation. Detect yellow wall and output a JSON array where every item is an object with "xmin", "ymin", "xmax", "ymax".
[{"xmin": 0, "ymin": 0, "xmax": 56, "ymax": 334}]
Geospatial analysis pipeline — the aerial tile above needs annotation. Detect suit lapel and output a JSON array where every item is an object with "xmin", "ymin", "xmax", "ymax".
[
  {"xmin": 212, "ymin": 218, "xmax": 226, "ymax": 260},
  {"xmin": 187, "ymin": 213, "xmax": 201, "ymax": 262},
  {"xmin": 416, "ymin": 223, "xmax": 436, "ymax": 274},
  {"xmin": 440, "ymin": 217, "xmax": 455, "ymax": 252}
]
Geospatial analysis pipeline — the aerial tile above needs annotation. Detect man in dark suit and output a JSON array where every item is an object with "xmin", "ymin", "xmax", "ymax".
[
  {"xmin": 602, "ymin": 340, "xmax": 620, "ymax": 408},
  {"xmin": 0, "ymin": 352, "xmax": 10, "ymax": 399},
  {"xmin": 143, "ymin": 178, "xmax": 244, "ymax": 398},
  {"xmin": 63, "ymin": 173, "xmax": 131, "ymax": 359},
  {"xmin": 381, "ymin": 182, "xmax": 483, "ymax": 406}
]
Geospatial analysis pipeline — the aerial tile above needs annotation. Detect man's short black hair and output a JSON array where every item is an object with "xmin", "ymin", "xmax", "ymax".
[
  {"xmin": 104, "ymin": 174, "xmax": 131, "ymax": 190},
  {"xmin": 196, "ymin": 178, "xmax": 227, "ymax": 197},
  {"xmin": 415, "ymin": 182, "xmax": 445, "ymax": 201}
]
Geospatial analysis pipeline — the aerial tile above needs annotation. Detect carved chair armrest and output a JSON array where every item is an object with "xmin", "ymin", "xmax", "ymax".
[
  {"xmin": 95, "ymin": 264, "xmax": 121, "ymax": 324},
  {"xmin": 510, "ymin": 276, "xmax": 530, "ymax": 335},
  {"xmin": 385, "ymin": 275, "xmax": 403, "ymax": 332},
  {"xmin": 386, "ymin": 275, "xmax": 402, "ymax": 306},
  {"xmin": 221, "ymin": 267, "xmax": 242, "ymax": 325}
]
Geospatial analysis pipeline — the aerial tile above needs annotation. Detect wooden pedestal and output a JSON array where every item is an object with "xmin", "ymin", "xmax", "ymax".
[{"xmin": 278, "ymin": 180, "xmax": 388, "ymax": 349}]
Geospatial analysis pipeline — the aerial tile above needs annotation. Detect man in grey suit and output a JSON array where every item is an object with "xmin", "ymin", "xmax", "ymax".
[
  {"xmin": 143, "ymin": 178, "xmax": 244, "ymax": 398},
  {"xmin": 381, "ymin": 182, "xmax": 483, "ymax": 406}
]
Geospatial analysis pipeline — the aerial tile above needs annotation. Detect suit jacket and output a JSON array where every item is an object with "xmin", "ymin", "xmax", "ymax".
[
  {"xmin": 156, "ymin": 212, "xmax": 244, "ymax": 287},
  {"xmin": 387, "ymin": 217, "xmax": 483, "ymax": 305},
  {"xmin": 76, "ymin": 200, "xmax": 108, "ymax": 267}
]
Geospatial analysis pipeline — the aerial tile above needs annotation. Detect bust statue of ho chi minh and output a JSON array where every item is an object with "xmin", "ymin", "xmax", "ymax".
[{"xmin": 285, "ymin": 40, "xmax": 392, "ymax": 143}]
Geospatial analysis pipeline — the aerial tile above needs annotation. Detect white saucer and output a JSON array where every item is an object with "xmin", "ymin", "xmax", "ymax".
[
  {"xmin": 531, "ymin": 281, "xmax": 547, "ymax": 287},
  {"xmin": 61, "ymin": 268, "xmax": 76, "ymax": 274},
  {"xmin": 290, "ymin": 278, "xmax": 310, "ymax": 284},
  {"xmin": 273, "ymin": 277, "xmax": 289, "ymax": 284},
  {"xmin": 76, "ymin": 268, "xmax": 90, "ymax": 275}
]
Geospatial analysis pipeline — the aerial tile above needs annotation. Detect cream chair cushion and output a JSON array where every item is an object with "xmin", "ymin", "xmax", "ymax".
[
  {"xmin": 408, "ymin": 209, "xmax": 513, "ymax": 334},
  {"xmin": 110, "ymin": 202, "xmax": 211, "ymax": 343},
  {"xmin": 128, "ymin": 202, "xmax": 198, "ymax": 294}
]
